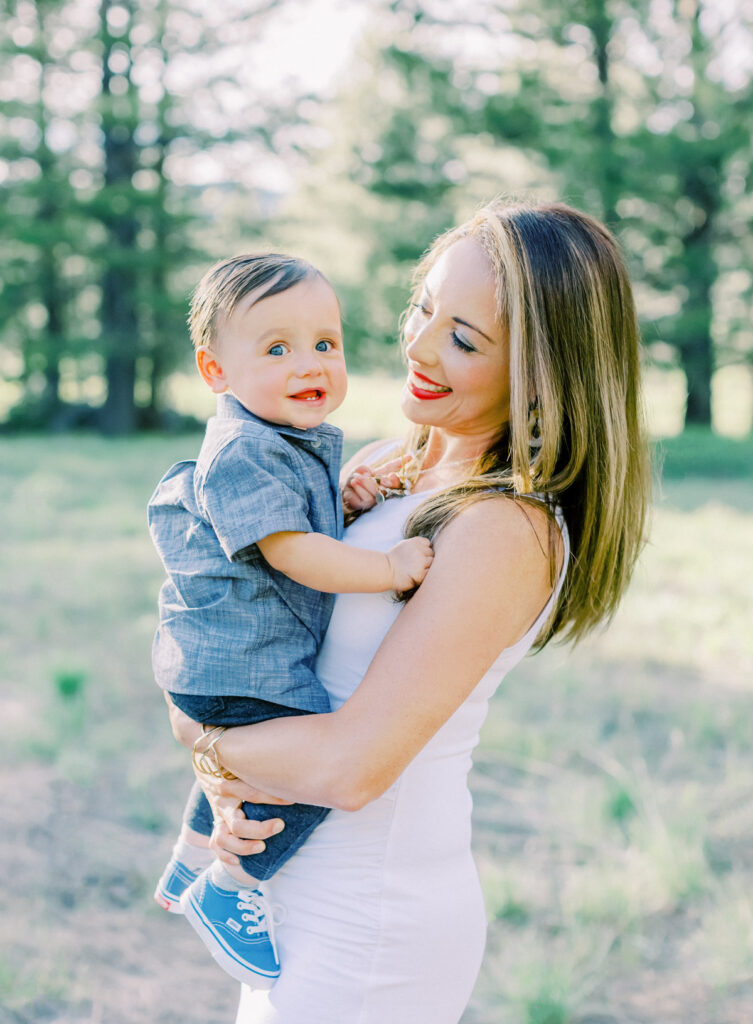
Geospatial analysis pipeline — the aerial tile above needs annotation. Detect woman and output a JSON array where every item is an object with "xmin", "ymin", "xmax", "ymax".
[{"xmin": 168, "ymin": 199, "xmax": 651, "ymax": 1023}]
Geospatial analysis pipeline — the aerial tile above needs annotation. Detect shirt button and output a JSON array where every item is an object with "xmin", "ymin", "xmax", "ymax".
[{"xmin": 310, "ymin": 439, "xmax": 322, "ymax": 448}]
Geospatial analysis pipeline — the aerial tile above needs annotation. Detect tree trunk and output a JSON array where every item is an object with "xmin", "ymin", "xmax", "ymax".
[
  {"xmin": 32, "ymin": 9, "xmax": 65, "ymax": 422},
  {"xmin": 586, "ymin": 0, "xmax": 619, "ymax": 228},
  {"xmin": 679, "ymin": 1, "xmax": 717, "ymax": 429},
  {"xmin": 98, "ymin": 0, "xmax": 140, "ymax": 434},
  {"xmin": 38, "ymin": 218, "xmax": 64, "ymax": 417},
  {"xmin": 147, "ymin": 13, "xmax": 171, "ymax": 428},
  {"xmin": 678, "ymin": 169, "xmax": 716, "ymax": 427},
  {"xmin": 679, "ymin": 291, "xmax": 714, "ymax": 426}
]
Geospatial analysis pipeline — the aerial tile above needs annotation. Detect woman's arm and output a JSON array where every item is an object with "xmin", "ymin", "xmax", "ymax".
[{"xmin": 179, "ymin": 496, "xmax": 560, "ymax": 813}]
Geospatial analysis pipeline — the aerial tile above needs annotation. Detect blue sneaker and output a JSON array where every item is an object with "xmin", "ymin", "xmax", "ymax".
[
  {"xmin": 154, "ymin": 855, "xmax": 201, "ymax": 914},
  {"xmin": 180, "ymin": 869, "xmax": 281, "ymax": 988}
]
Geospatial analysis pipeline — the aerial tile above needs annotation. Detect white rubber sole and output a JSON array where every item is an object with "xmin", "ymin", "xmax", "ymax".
[
  {"xmin": 180, "ymin": 890, "xmax": 279, "ymax": 989},
  {"xmin": 154, "ymin": 887, "xmax": 184, "ymax": 914}
]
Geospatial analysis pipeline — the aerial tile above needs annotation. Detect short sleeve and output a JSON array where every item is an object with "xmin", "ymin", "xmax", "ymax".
[{"xmin": 199, "ymin": 435, "xmax": 312, "ymax": 561}]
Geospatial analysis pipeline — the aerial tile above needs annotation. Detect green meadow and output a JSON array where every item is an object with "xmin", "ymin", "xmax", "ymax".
[{"xmin": 1, "ymin": 374, "xmax": 752, "ymax": 1023}]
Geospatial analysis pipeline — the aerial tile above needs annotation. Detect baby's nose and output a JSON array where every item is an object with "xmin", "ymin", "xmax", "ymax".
[{"xmin": 295, "ymin": 352, "xmax": 324, "ymax": 376}]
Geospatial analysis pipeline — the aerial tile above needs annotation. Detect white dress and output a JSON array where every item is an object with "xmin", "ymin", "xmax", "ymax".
[{"xmin": 237, "ymin": 488, "xmax": 569, "ymax": 1024}]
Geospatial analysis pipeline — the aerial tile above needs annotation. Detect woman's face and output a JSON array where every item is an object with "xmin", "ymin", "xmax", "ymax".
[{"xmin": 400, "ymin": 236, "xmax": 510, "ymax": 440}]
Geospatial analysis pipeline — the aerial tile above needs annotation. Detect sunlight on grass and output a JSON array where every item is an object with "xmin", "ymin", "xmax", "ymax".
[
  {"xmin": 468, "ymin": 460, "xmax": 753, "ymax": 1020},
  {"xmin": 691, "ymin": 884, "xmax": 753, "ymax": 988},
  {"xmin": 481, "ymin": 931, "xmax": 614, "ymax": 1024},
  {"xmin": 1, "ymin": 427, "xmax": 752, "ymax": 1024}
]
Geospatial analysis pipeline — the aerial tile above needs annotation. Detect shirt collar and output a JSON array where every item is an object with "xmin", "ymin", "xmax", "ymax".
[{"xmin": 215, "ymin": 392, "xmax": 342, "ymax": 444}]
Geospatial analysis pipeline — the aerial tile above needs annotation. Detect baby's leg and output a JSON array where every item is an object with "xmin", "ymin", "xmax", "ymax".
[
  {"xmin": 207, "ymin": 800, "xmax": 329, "ymax": 888},
  {"xmin": 175, "ymin": 694, "xmax": 331, "ymax": 882},
  {"xmin": 182, "ymin": 778, "xmax": 215, "ymax": 842},
  {"xmin": 154, "ymin": 781, "xmax": 214, "ymax": 913},
  {"xmin": 236, "ymin": 798, "xmax": 329, "ymax": 881},
  {"xmin": 181, "ymin": 823, "xmax": 211, "ymax": 847},
  {"xmin": 182, "ymin": 769, "xmax": 261, "ymax": 887},
  {"xmin": 175, "ymin": 696, "xmax": 328, "ymax": 988},
  {"xmin": 211, "ymin": 861, "xmax": 260, "ymax": 889}
]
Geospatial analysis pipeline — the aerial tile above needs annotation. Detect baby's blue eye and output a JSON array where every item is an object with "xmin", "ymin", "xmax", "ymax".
[
  {"xmin": 268, "ymin": 344, "xmax": 285, "ymax": 356},
  {"xmin": 315, "ymin": 339, "xmax": 332, "ymax": 352}
]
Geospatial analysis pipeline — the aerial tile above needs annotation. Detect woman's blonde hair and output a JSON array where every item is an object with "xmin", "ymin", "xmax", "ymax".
[{"xmin": 389, "ymin": 198, "xmax": 651, "ymax": 647}]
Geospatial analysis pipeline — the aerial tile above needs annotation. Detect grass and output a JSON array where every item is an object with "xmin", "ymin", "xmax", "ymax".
[
  {"xmin": 654, "ymin": 427, "xmax": 753, "ymax": 480},
  {"xmin": 464, "ymin": 440, "xmax": 753, "ymax": 1022},
  {"xmin": 0, "ymin": 423, "xmax": 752, "ymax": 1023}
]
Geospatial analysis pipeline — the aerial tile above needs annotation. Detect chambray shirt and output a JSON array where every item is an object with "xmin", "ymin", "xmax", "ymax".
[{"xmin": 149, "ymin": 393, "xmax": 343, "ymax": 713}]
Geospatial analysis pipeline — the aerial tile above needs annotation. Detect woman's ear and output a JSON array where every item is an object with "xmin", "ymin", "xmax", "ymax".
[{"xmin": 196, "ymin": 346, "xmax": 228, "ymax": 394}]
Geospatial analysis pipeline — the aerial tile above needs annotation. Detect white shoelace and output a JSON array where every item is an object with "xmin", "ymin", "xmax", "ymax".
[{"xmin": 237, "ymin": 888, "xmax": 285, "ymax": 958}]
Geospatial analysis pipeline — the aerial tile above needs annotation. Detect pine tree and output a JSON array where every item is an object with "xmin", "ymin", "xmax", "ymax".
[
  {"xmin": 1, "ymin": 0, "xmax": 293, "ymax": 432},
  {"xmin": 351, "ymin": 0, "xmax": 753, "ymax": 428}
]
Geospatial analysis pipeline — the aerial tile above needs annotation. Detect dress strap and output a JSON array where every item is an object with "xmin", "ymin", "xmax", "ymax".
[{"xmin": 503, "ymin": 509, "xmax": 570, "ymax": 654}]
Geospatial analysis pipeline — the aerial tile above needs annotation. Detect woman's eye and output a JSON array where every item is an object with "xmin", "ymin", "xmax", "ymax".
[
  {"xmin": 315, "ymin": 339, "xmax": 333, "ymax": 352},
  {"xmin": 268, "ymin": 344, "xmax": 285, "ymax": 356},
  {"xmin": 451, "ymin": 331, "xmax": 476, "ymax": 353}
]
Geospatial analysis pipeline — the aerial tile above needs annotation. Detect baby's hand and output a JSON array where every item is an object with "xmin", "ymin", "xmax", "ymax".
[
  {"xmin": 342, "ymin": 455, "xmax": 414, "ymax": 514},
  {"xmin": 342, "ymin": 464, "xmax": 381, "ymax": 514},
  {"xmin": 386, "ymin": 537, "xmax": 434, "ymax": 591}
]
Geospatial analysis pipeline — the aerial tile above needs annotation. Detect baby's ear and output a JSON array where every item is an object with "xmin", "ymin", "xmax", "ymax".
[{"xmin": 196, "ymin": 346, "xmax": 228, "ymax": 394}]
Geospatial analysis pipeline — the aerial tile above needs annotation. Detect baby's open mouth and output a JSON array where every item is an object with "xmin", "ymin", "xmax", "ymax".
[{"xmin": 290, "ymin": 389, "xmax": 324, "ymax": 401}]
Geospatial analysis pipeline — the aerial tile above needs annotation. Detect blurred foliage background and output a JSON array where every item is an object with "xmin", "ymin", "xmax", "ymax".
[
  {"xmin": 2, "ymin": 3, "xmax": 753, "ymax": 1023},
  {"xmin": 1, "ymin": 0, "xmax": 752, "ymax": 436}
]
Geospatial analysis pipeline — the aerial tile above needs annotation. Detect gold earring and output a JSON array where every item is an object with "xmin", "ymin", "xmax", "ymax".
[{"xmin": 527, "ymin": 401, "xmax": 543, "ymax": 450}]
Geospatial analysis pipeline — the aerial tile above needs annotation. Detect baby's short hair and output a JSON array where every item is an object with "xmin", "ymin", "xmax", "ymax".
[{"xmin": 189, "ymin": 253, "xmax": 323, "ymax": 351}]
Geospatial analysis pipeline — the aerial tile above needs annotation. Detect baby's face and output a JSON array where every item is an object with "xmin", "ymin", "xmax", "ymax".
[{"xmin": 207, "ymin": 275, "xmax": 347, "ymax": 429}]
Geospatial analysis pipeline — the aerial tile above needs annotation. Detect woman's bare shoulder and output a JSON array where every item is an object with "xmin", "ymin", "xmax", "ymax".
[
  {"xmin": 425, "ymin": 495, "xmax": 561, "ymax": 645},
  {"xmin": 436, "ymin": 493, "xmax": 558, "ymax": 561}
]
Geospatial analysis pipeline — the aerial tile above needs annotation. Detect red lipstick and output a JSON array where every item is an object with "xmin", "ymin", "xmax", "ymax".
[{"xmin": 407, "ymin": 370, "xmax": 451, "ymax": 401}]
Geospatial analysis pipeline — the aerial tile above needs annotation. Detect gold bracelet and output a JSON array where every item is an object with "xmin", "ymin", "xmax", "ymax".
[{"xmin": 192, "ymin": 724, "xmax": 237, "ymax": 780}]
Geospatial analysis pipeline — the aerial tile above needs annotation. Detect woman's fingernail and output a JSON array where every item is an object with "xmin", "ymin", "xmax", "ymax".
[
  {"xmin": 252, "ymin": 842, "xmax": 266, "ymax": 853},
  {"xmin": 272, "ymin": 820, "xmax": 285, "ymax": 834}
]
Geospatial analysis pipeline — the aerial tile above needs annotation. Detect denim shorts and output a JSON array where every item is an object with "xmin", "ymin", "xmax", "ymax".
[{"xmin": 170, "ymin": 692, "xmax": 330, "ymax": 881}]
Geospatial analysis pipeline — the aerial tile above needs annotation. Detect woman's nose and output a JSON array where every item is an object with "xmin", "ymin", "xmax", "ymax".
[{"xmin": 404, "ymin": 320, "xmax": 438, "ymax": 365}]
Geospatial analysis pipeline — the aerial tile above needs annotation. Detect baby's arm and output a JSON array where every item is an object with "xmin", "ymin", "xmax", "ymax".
[{"xmin": 257, "ymin": 531, "xmax": 433, "ymax": 594}]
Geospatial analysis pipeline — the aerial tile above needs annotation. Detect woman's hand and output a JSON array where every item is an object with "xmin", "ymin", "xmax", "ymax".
[
  {"xmin": 196, "ymin": 770, "xmax": 291, "ymax": 869},
  {"xmin": 210, "ymin": 810, "xmax": 285, "ymax": 868},
  {"xmin": 164, "ymin": 692, "xmax": 292, "ymax": 866},
  {"xmin": 196, "ymin": 769, "xmax": 293, "ymax": 812}
]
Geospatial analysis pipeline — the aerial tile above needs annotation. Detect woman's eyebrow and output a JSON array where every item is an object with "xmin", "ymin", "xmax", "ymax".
[
  {"xmin": 422, "ymin": 284, "xmax": 497, "ymax": 345},
  {"xmin": 452, "ymin": 316, "xmax": 497, "ymax": 346}
]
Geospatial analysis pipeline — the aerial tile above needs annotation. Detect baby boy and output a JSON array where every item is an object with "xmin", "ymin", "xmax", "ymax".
[{"xmin": 148, "ymin": 253, "xmax": 432, "ymax": 988}]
